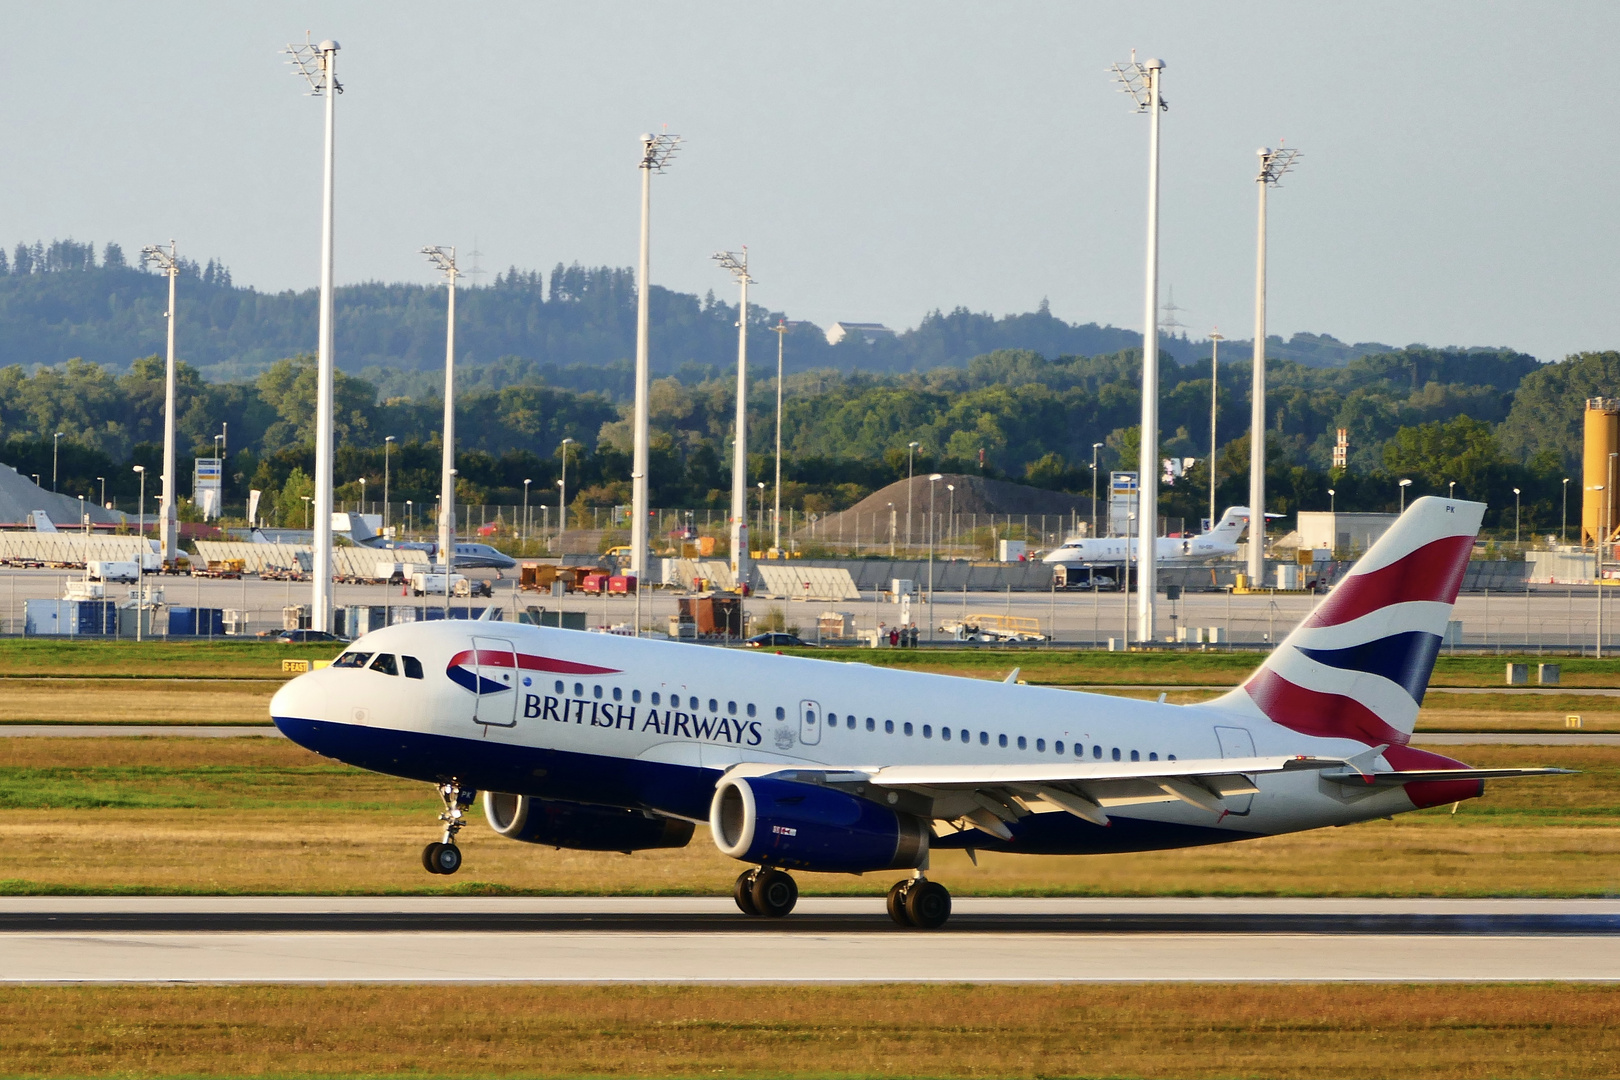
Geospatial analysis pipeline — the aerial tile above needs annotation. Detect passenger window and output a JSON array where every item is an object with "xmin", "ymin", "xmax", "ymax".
[
  {"xmin": 903, "ymin": 722, "xmax": 913, "ymax": 736},
  {"xmin": 331, "ymin": 652, "xmax": 372, "ymax": 669},
  {"xmin": 403, "ymin": 656, "xmax": 424, "ymax": 680},
  {"xmin": 998, "ymin": 734, "xmax": 1007, "ymax": 748},
  {"xmin": 961, "ymin": 729, "xmax": 970, "ymax": 744},
  {"xmin": 828, "ymin": 712, "xmax": 838, "ymax": 727},
  {"xmin": 708, "ymin": 698, "xmax": 717, "ymax": 712},
  {"xmin": 651, "ymin": 692, "xmax": 661, "ymax": 705},
  {"xmin": 1036, "ymin": 739, "xmax": 1046, "ymax": 752},
  {"xmin": 866, "ymin": 717, "xmax": 875, "ymax": 732},
  {"xmin": 1149, "ymin": 752, "xmax": 1158, "ymax": 761},
  {"xmin": 632, "ymin": 690, "xmax": 641, "ymax": 704},
  {"xmin": 690, "ymin": 696, "xmax": 698, "ymax": 709},
  {"xmin": 555, "ymin": 680, "xmax": 565, "ymax": 694},
  {"xmin": 613, "ymin": 687, "xmax": 622, "ymax": 702},
  {"xmin": 574, "ymin": 683, "xmax": 584, "ymax": 697},
  {"xmin": 594, "ymin": 685, "xmax": 603, "ymax": 700},
  {"xmin": 1130, "ymin": 750, "xmax": 1140, "ymax": 762},
  {"xmin": 1169, "ymin": 754, "xmax": 1177, "ymax": 761},
  {"xmin": 942, "ymin": 727, "xmax": 951, "ymax": 740},
  {"xmin": 775, "ymin": 706, "xmax": 785, "ymax": 720},
  {"xmin": 1017, "ymin": 736, "xmax": 1027, "ymax": 750},
  {"xmin": 369, "ymin": 653, "xmax": 398, "ymax": 676},
  {"xmin": 979, "ymin": 731, "xmax": 989, "ymax": 746},
  {"xmin": 727, "ymin": 701, "xmax": 736, "ymax": 714},
  {"xmin": 1055, "ymin": 741, "xmax": 1064, "ymax": 755},
  {"xmin": 1112, "ymin": 748, "xmax": 1121, "ymax": 761},
  {"xmin": 885, "ymin": 720, "xmax": 894, "ymax": 734},
  {"xmin": 747, "ymin": 703, "xmax": 756, "ymax": 717},
  {"xmin": 1093, "ymin": 745, "xmax": 1103, "ymax": 760},
  {"xmin": 923, "ymin": 725, "xmax": 932, "ymax": 738}
]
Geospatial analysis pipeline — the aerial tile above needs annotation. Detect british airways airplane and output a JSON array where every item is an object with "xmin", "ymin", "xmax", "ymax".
[{"xmin": 271, "ymin": 497, "xmax": 1566, "ymax": 928}]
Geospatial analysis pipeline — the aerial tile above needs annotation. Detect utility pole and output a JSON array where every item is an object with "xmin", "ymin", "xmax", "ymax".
[
  {"xmin": 1208, "ymin": 331, "xmax": 1223, "ymax": 530},
  {"xmin": 285, "ymin": 34, "xmax": 342, "ymax": 631},
  {"xmin": 772, "ymin": 319, "xmax": 787, "ymax": 553},
  {"xmin": 633, "ymin": 133, "xmax": 680, "ymax": 587},
  {"xmin": 422, "ymin": 246, "xmax": 459, "ymax": 572},
  {"xmin": 1247, "ymin": 144, "xmax": 1302, "ymax": 586},
  {"xmin": 714, "ymin": 249, "xmax": 752, "ymax": 586},
  {"xmin": 1091, "ymin": 442, "xmax": 1103, "ymax": 538},
  {"xmin": 140, "ymin": 242, "xmax": 181, "ymax": 565},
  {"xmin": 1111, "ymin": 51, "xmax": 1167, "ymax": 643},
  {"xmin": 558, "ymin": 438, "xmax": 574, "ymax": 551}
]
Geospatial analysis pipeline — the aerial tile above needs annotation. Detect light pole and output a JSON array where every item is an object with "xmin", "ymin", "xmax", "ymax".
[
  {"xmin": 1091, "ymin": 442, "xmax": 1104, "ymax": 538},
  {"xmin": 78, "ymin": 495, "xmax": 87, "ymax": 537},
  {"xmin": 285, "ymin": 35, "xmax": 342, "ymax": 632},
  {"xmin": 757, "ymin": 482, "xmax": 766, "ymax": 544},
  {"xmin": 1513, "ymin": 487, "xmax": 1522, "ymax": 547},
  {"xmin": 714, "ymin": 249, "xmax": 753, "ymax": 584},
  {"xmin": 405, "ymin": 500, "xmax": 413, "ymax": 538},
  {"xmin": 422, "ymin": 245, "xmax": 459, "ymax": 572},
  {"xmin": 906, "ymin": 441, "xmax": 920, "ymax": 549},
  {"xmin": 772, "ymin": 319, "xmax": 787, "ymax": 553},
  {"xmin": 302, "ymin": 495, "xmax": 312, "ymax": 530},
  {"xmin": 96, "ymin": 476, "xmax": 105, "ymax": 508},
  {"xmin": 632, "ymin": 133, "xmax": 681, "ymax": 587},
  {"xmin": 358, "ymin": 477, "xmax": 367, "ymax": 517},
  {"xmin": 947, "ymin": 483, "xmax": 956, "ymax": 556},
  {"xmin": 1448, "ymin": 481, "xmax": 1456, "ymax": 500},
  {"xmin": 1112, "ymin": 51, "xmax": 1167, "ymax": 643},
  {"xmin": 1328, "ymin": 487, "xmax": 1335, "ymax": 514},
  {"xmin": 523, "ymin": 478, "xmax": 532, "ymax": 551},
  {"xmin": 1592, "ymin": 484, "xmax": 1607, "ymax": 656},
  {"xmin": 1398, "ymin": 478, "xmax": 1413, "ymax": 513},
  {"xmin": 928, "ymin": 474, "xmax": 942, "ymax": 641},
  {"xmin": 888, "ymin": 502, "xmax": 895, "ymax": 558},
  {"xmin": 52, "ymin": 432, "xmax": 63, "ymax": 492},
  {"xmin": 383, "ymin": 435, "xmax": 394, "ymax": 533},
  {"xmin": 133, "ymin": 465, "xmax": 147, "ymax": 643},
  {"xmin": 140, "ymin": 240, "xmax": 182, "ymax": 566},
  {"xmin": 1563, "ymin": 478, "xmax": 1571, "ymax": 544},
  {"xmin": 558, "ymin": 438, "xmax": 573, "ymax": 552},
  {"xmin": 1246, "ymin": 143, "xmax": 1302, "ymax": 591},
  {"xmin": 1208, "ymin": 331, "xmax": 1222, "ymax": 529}
]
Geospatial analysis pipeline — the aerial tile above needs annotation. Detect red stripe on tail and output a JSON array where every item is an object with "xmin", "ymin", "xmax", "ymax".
[
  {"xmin": 1304, "ymin": 534, "xmax": 1473, "ymax": 628},
  {"xmin": 1244, "ymin": 668, "xmax": 1410, "ymax": 747}
]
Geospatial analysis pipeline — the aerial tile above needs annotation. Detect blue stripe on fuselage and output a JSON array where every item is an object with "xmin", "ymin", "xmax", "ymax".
[
  {"xmin": 272, "ymin": 716, "xmax": 1262, "ymax": 857},
  {"xmin": 1296, "ymin": 630, "xmax": 1443, "ymax": 704}
]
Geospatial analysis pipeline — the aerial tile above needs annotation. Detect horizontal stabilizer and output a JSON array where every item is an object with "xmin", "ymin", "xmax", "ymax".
[{"xmin": 1321, "ymin": 766, "xmax": 1575, "ymax": 787}]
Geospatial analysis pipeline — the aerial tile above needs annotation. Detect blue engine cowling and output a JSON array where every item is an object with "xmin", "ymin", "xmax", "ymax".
[
  {"xmin": 709, "ymin": 776, "xmax": 929, "ymax": 874},
  {"xmin": 483, "ymin": 792, "xmax": 694, "ymax": 852}
]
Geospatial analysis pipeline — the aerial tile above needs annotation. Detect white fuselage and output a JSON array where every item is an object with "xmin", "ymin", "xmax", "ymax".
[{"xmin": 271, "ymin": 620, "xmax": 1426, "ymax": 851}]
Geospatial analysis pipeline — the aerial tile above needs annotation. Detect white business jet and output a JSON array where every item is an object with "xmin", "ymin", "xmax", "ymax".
[
  {"xmin": 271, "ymin": 497, "xmax": 1567, "ymax": 928},
  {"xmin": 1043, "ymin": 506, "xmax": 1251, "ymax": 567}
]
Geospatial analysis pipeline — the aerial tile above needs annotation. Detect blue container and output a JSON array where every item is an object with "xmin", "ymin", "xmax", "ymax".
[{"xmin": 168, "ymin": 607, "xmax": 224, "ymax": 636}]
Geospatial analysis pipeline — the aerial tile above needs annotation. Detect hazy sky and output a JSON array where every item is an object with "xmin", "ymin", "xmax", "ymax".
[{"xmin": 4, "ymin": 3, "xmax": 1617, "ymax": 359}]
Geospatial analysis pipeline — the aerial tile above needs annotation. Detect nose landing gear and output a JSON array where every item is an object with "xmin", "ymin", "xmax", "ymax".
[{"xmin": 423, "ymin": 782, "xmax": 476, "ymax": 875}]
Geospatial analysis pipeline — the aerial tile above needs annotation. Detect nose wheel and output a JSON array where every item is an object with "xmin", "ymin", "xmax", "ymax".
[
  {"xmin": 423, "ymin": 781, "xmax": 476, "ymax": 875},
  {"xmin": 887, "ymin": 876, "xmax": 951, "ymax": 929}
]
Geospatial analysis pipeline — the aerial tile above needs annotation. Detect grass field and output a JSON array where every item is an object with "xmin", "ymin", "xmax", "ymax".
[
  {"xmin": 1, "ymin": 984, "xmax": 1616, "ymax": 1078},
  {"xmin": 0, "ymin": 738, "xmax": 1611, "ymax": 897}
]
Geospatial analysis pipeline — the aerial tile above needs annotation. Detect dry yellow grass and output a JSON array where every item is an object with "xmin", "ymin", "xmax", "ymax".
[
  {"xmin": 1, "ymin": 984, "xmax": 1617, "ymax": 1078},
  {"xmin": 0, "ymin": 739, "xmax": 1610, "ymax": 896},
  {"xmin": 0, "ymin": 679, "xmax": 276, "ymax": 724}
]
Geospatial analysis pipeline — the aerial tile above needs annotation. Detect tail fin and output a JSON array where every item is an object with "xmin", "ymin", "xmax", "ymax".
[
  {"xmin": 1208, "ymin": 507, "xmax": 1250, "ymax": 540},
  {"xmin": 30, "ymin": 510, "xmax": 57, "ymax": 533},
  {"xmin": 1207, "ymin": 496, "xmax": 1482, "ymax": 746}
]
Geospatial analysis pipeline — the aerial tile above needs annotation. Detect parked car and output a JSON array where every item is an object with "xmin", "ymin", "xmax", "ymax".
[
  {"xmin": 275, "ymin": 629, "xmax": 343, "ymax": 644},
  {"xmin": 745, "ymin": 632, "xmax": 813, "ymax": 648}
]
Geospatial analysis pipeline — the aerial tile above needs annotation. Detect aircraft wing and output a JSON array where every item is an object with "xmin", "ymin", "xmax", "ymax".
[{"xmin": 734, "ymin": 755, "xmax": 1346, "ymax": 838}]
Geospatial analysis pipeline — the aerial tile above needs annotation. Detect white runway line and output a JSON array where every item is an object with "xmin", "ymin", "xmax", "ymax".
[{"xmin": 5, "ymin": 930, "xmax": 1617, "ymax": 983}]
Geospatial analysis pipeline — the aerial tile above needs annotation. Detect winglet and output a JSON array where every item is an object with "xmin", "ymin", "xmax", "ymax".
[{"xmin": 1004, "ymin": 668, "xmax": 1020, "ymax": 685}]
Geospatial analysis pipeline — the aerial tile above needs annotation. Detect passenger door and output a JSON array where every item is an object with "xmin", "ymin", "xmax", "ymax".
[
  {"xmin": 471, "ymin": 635, "xmax": 519, "ymax": 727},
  {"xmin": 799, "ymin": 699, "xmax": 822, "ymax": 746},
  {"xmin": 1213, "ymin": 725, "xmax": 1256, "ymax": 814}
]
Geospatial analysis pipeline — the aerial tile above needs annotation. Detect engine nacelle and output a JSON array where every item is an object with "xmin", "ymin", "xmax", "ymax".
[
  {"xmin": 709, "ymin": 776, "xmax": 929, "ymax": 874},
  {"xmin": 483, "ymin": 792, "xmax": 694, "ymax": 852}
]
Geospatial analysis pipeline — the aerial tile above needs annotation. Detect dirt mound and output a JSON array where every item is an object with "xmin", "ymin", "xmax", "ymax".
[{"xmin": 806, "ymin": 474, "xmax": 1091, "ymax": 544}]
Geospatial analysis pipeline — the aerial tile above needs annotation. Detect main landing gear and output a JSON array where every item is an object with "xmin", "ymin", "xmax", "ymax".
[
  {"xmin": 729, "ymin": 868, "xmax": 952, "ymax": 928},
  {"xmin": 423, "ymin": 782, "xmax": 476, "ymax": 875}
]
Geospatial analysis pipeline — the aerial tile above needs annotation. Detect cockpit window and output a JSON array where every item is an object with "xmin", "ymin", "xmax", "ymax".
[
  {"xmin": 369, "ymin": 653, "xmax": 398, "ymax": 676},
  {"xmin": 332, "ymin": 652, "xmax": 372, "ymax": 669},
  {"xmin": 402, "ymin": 655, "xmax": 424, "ymax": 680}
]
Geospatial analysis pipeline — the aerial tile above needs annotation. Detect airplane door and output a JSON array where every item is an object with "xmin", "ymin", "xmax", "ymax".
[
  {"xmin": 799, "ymin": 700, "xmax": 822, "ymax": 746},
  {"xmin": 471, "ymin": 635, "xmax": 519, "ymax": 727},
  {"xmin": 1213, "ymin": 725, "xmax": 1256, "ymax": 814}
]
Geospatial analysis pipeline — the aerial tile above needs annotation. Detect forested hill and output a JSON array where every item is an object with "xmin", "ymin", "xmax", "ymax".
[{"xmin": 2, "ymin": 238, "xmax": 1442, "ymax": 389}]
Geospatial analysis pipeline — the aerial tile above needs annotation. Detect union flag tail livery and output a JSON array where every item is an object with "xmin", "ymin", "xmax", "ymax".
[
  {"xmin": 270, "ymin": 493, "xmax": 1567, "ymax": 928},
  {"xmin": 1209, "ymin": 495, "xmax": 1479, "ymax": 746}
]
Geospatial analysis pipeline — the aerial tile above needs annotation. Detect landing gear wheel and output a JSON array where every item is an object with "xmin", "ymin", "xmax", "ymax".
[
  {"xmin": 903, "ymin": 880, "xmax": 951, "ymax": 929},
  {"xmin": 750, "ymin": 868, "xmax": 798, "ymax": 918},
  {"xmin": 422, "ymin": 842, "xmax": 445, "ymax": 874},
  {"xmin": 733, "ymin": 869, "xmax": 761, "ymax": 916},
  {"xmin": 886, "ymin": 880, "xmax": 914, "ymax": 926},
  {"xmin": 432, "ymin": 843, "xmax": 462, "ymax": 875}
]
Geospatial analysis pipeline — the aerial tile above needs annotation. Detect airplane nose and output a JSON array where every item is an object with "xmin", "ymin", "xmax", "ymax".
[{"xmin": 270, "ymin": 675, "xmax": 315, "ymax": 722}]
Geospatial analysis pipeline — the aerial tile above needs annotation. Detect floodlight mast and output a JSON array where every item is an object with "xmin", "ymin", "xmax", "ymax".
[
  {"xmin": 631, "ymin": 133, "xmax": 681, "ymax": 591},
  {"xmin": 285, "ymin": 33, "xmax": 342, "ymax": 631},
  {"xmin": 1111, "ymin": 51, "xmax": 1167, "ymax": 643},
  {"xmin": 714, "ymin": 249, "xmax": 753, "ymax": 585},
  {"xmin": 1247, "ymin": 144, "xmax": 1301, "ymax": 584},
  {"xmin": 422, "ymin": 246, "xmax": 459, "ymax": 570},
  {"xmin": 139, "ymin": 241, "xmax": 180, "ymax": 568}
]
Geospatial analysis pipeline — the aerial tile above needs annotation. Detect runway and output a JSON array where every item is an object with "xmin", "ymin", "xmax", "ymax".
[{"xmin": 4, "ymin": 898, "xmax": 1616, "ymax": 983}]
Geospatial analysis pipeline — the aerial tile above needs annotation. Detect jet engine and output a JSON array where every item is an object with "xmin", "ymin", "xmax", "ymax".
[
  {"xmin": 483, "ymin": 792, "xmax": 694, "ymax": 852},
  {"xmin": 709, "ymin": 775, "xmax": 929, "ymax": 874}
]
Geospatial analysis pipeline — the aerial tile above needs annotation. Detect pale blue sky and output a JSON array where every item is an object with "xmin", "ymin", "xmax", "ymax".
[{"xmin": 3, "ymin": 2, "xmax": 1616, "ymax": 359}]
